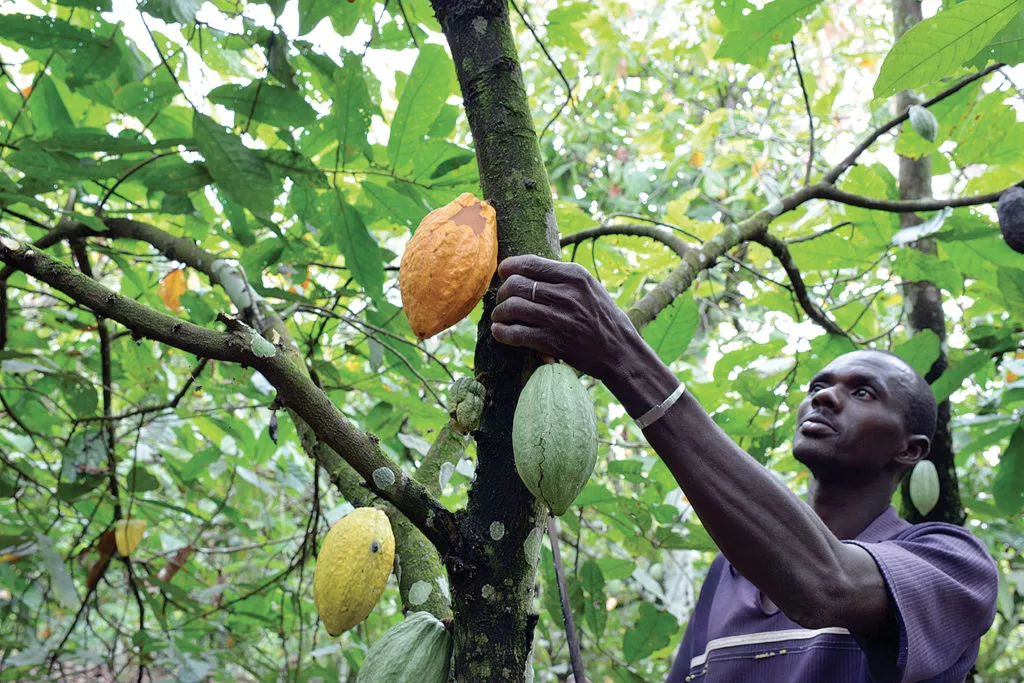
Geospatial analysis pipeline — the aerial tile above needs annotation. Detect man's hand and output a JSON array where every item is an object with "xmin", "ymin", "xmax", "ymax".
[{"xmin": 490, "ymin": 255, "xmax": 643, "ymax": 383}]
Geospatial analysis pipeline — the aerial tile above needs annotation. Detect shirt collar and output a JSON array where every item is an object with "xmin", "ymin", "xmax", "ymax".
[{"xmin": 853, "ymin": 505, "xmax": 911, "ymax": 542}]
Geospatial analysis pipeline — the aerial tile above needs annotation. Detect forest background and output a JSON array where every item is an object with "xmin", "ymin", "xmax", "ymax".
[{"xmin": 0, "ymin": 0, "xmax": 1023, "ymax": 680}]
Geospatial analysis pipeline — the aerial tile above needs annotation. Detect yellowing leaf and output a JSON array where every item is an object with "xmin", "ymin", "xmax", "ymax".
[
  {"xmin": 114, "ymin": 519, "xmax": 147, "ymax": 556},
  {"xmin": 159, "ymin": 269, "xmax": 186, "ymax": 312},
  {"xmin": 688, "ymin": 150, "xmax": 705, "ymax": 167}
]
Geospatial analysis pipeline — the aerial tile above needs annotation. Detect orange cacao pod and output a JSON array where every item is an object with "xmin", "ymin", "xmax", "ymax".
[{"xmin": 399, "ymin": 193, "xmax": 498, "ymax": 339}]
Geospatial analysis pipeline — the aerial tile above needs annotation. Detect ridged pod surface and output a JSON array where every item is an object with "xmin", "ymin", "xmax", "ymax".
[
  {"xmin": 399, "ymin": 193, "xmax": 498, "ymax": 339},
  {"xmin": 313, "ymin": 507, "xmax": 395, "ymax": 636},
  {"xmin": 512, "ymin": 363, "xmax": 599, "ymax": 516},
  {"xmin": 356, "ymin": 611, "xmax": 454, "ymax": 683}
]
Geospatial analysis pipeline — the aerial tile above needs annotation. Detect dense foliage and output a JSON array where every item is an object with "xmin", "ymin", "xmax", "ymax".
[{"xmin": 1, "ymin": 0, "xmax": 1022, "ymax": 680}]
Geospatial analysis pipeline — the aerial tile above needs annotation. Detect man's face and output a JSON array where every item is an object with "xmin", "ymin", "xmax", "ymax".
[{"xmin": 793, "ymin": 351, "xmax": 913, "ymax": 481}]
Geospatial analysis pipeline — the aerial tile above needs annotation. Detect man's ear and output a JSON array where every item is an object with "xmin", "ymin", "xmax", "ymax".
[{"xmin": 893, "ymin": 434, "xmax": 931, "ymax": 469}]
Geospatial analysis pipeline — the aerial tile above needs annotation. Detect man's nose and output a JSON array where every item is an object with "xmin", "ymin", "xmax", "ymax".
[{"xmin": 811, "ymin": 386, "xmax": 840, "ymax": 411}]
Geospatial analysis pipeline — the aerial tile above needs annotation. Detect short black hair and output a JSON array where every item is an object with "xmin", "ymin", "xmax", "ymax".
[{"xmin": 860, "ymin": 349, "xmax": 937, "ymax": 440}]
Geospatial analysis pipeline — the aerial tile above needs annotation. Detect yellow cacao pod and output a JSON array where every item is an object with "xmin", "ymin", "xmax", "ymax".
[
  {"xmin": 313, "ymin": 507, "xmax": 395, "ymax": 636},
  {"xmin": 399, "ymin": 193, "xmax": 498, "ymax": 339}
]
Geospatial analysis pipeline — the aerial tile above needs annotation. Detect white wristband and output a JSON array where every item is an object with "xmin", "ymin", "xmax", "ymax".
[{"xmin": 634, "ymin": 383, "xmax": 686, "ymax": 430}]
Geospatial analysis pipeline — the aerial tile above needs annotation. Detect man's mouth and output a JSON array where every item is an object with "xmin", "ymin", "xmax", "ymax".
[{"xmin": 800, "ymin": 415, "xmax": 837, "ymax": 435}]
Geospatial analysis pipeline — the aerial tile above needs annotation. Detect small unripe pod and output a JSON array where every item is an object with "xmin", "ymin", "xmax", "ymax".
[
  {"xmin": 908, "ymin": 459, "xmax": 940, "ymax": 516},
  {"xmin": 908, "ymin": 105, "xmax": 938, "ymax": 143}
]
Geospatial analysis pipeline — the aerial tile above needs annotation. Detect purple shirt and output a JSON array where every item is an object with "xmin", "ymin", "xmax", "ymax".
[{"xmin": 666, "ymin": 506, "xmax": 998, "ymax": 682}]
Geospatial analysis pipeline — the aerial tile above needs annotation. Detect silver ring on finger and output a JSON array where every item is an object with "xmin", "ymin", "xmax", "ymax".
[{"xmin": 531, "ymin": 281, "xmax": 538, "ymax": 302}]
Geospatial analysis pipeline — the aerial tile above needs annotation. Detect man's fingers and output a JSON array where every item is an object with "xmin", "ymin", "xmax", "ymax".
[
  {"xmin": 495, "ymin": 273, "xmax": 557, "ymax": 306},
  {"xmin": 497, "ymin": 255, "xmax": 586, "ymax": 284},
  {"xmin": 490, "ymin": 322, "xmax": 557, "ymax": 356},
  {"xmin": 492, "ymin": 298, "xmax": 551, "ymax": 326}
]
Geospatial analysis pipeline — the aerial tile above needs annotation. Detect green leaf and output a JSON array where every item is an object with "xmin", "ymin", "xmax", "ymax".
[
  {"xmin": 260, "ymin": 150, "xmax": 328, "ymax": 189},
  {"xmin": 128, "ymin": 466, "xmax": 161, "ymax": 493},
  {"xmin": 387, "ymin": 44, "xmax": 455, "ymax": 172},
  {"xmin": 5, "ymin": 149, "xmax": 136, "ymax": 182},
  {"xmin": 333, "ymin": 53, "xmax": 374, "ymax": 164},
  {"xmin": 35, "ymin": 533, "xmax": 79, "ymax": 609},
  {"xmin": 267, "ymin": 31, "xmax": 297, "ymax": 89},
  {"xmin": 931, "ymin": 351, "xmax": 992, "ymax": 402},
  {"xmin": 208, "ymin": 82, "xmax": 316, "ymax": 129},
  {"xmin": 136, "ymin": 158, "xmax": 213, "ymax": 194},
  {"xmin": 55, "ymin": 0, "xmax": 113, "ymax": 10},
  {"xmin": 60, "ymin": 375, "xmax": 98, "ymax": 418},
  {"xmin": 192, "ymin": 112, "xmax": 277, "ymax": 217},
  {"xmin": 179, "ymin": 447, "xmax": 222, "ymax": 482},
  {"xmin": 892, "ymin": 329, "xmax": 941, "ymax": 377},
  {"xmin": 327, "ymin": 192, "xmax": 385, "ymax": 303},
  {"xmin": 30, "ymin": 77, "xmax": 74, "ymax": 137},
  {"xmin": 240, "ymin": 237, "xmax": 286, "ymax": 275},
  {"xmin": 297, "ymin": 0, "xmax": 333, "ymax": 35},
  {"xmin": 140, "ymin": 0, "xmax": 203, "ymax": 24},
  {"xmin": 715, "ymin": 0, "xmax": 824, "ymax": 66},
  {"xmin": 21, "ymin": 129, "xmax": 176, "ymax": 154},
  {"xmin": 622, "ymin": 603, "xmax": 678, "ymax": 662},
  {"xmin": 873, "ymin": 0, "xmax": 1021, "ymax": 98},
  {"xmin": 998, "ymin": 266, "xmax": 1024, "ymax": 317},
  {"xmin": 642, "ymin": 294, "xmax": 699, "ymax": 363},
  {"xmin": 0, "ymin": 15, "xmax": 96, "ymax": 50},
  {"xmin": 971, "ymin": 10, "xmax": 1024, "ymax": 66},
  {"xmin": 993, "ymin": 427, "xmax": 1024, "ymax": 515}
]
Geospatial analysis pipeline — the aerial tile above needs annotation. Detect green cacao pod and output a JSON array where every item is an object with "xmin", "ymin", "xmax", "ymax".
[
  {"xmin": 908, "ymin": 459, "xmax": 940, "ymax": 516},
  {"xmin": 447, "ymin": 376, "xmax": 485, "ymax": 434},
  {"xmin": 357, "ymin": 611, "xmax": 453, "ymax": 683},
  {"xmin": 512, "ymin": 363, "xmax": 599, "ymax": 516},
  {"xmin": 998, "ymin": 186, "xmax": 1024, "ymax": 254},
  {"xmin": 908, "ymin": 105, "xmax": 938, "ymax": 143}
]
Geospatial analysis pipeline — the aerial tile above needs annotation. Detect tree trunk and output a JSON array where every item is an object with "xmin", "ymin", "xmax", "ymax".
[
  {"xmin": 893, "ymin": 0, "xmax": 965, "ymax": 525},
  {"xmin": 431, "ymin": 1, "xmax": 560, "ymax": 678}
]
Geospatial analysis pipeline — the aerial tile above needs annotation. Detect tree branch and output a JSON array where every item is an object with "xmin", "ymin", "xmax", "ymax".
[
  {"xmin": 560, "ymin": 223, "xmax": 690, "ymax": 257},
  {"xmin": 0, "ymin": 238, "xmax": 457, "ymax": 554},
  {"xmin": 817, "ymin": 184, "xmax": 1010, "ymax": 212},
  {"xmin": 751, "ymin": 233, "xmax": 846, "ymax": 337},
  {"xmin": 626, "ymin": 185, "xmax": 821, "ymax": 330}
]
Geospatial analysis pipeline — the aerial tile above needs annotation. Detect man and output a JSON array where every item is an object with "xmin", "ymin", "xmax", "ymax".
[{"xmin": 490, "ymin": 255, "xmax": 998, "ymax": 682}]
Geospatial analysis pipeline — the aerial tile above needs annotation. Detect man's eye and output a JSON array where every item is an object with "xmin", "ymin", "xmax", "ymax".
[
  {"xmin": 854, "ymin": 387, "xmax": 874, "ymax": 399},
  {"xmin": 808, "ymin": 382, "xmax": 822, "ymax": 393}
]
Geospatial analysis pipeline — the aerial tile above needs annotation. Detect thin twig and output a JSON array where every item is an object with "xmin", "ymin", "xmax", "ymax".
[
  {"xmin": 548, "ymin": 516, "xmax": 586, "ymax": 683},
  {"xmin": 790, "ymin": 40, "xmax": 814, "ymax": 186},
  {"xmin": 824, "ymin": 62, "xmax": 1004, "ymax": 185},
  {"xmin": 786, "ymin": 221, "xmax": 852, "ymax": 244},
  {"xmin": 397, "ymin": 0, "xmax": 420, "ymax": 48},
  {"xmin": 510, "ymin": 0, "xmax": 579, "ymax": 142}
]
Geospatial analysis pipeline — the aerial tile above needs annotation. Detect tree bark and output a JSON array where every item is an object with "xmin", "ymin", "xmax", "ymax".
[
  {"xmin": 893, "ymin": 0, "xmax": 965, "ymax": 525},
  {"xmin": 431, "ymin": 1, "xmax": 558, "ymax": 678}
]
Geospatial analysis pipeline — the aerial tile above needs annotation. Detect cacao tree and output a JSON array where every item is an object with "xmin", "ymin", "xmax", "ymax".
[{"xmin": 1, "ymin": 0, "xmax": 1023, "ymax": 680}]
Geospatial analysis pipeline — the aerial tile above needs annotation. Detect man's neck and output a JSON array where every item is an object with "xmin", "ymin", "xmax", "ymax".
[{"xmin": 806, "ymin": 478, "xmax": 895, "ymax": 540}]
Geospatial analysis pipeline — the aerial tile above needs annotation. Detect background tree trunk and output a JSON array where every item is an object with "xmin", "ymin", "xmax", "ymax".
[{"xmin": 893, "ymin": 0, "xmax": 966, "ymax": 525}]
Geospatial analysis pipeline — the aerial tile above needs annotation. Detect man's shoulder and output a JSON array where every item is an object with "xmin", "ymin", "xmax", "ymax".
[{"xmin": 877, "ymin": 518, "xmax": 993, "ymax": 558}]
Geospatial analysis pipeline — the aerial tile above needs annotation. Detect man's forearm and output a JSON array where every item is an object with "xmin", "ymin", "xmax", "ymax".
[{"xmin": 605, "ymin": 347, "xmax": 883, "ymax": 630}]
